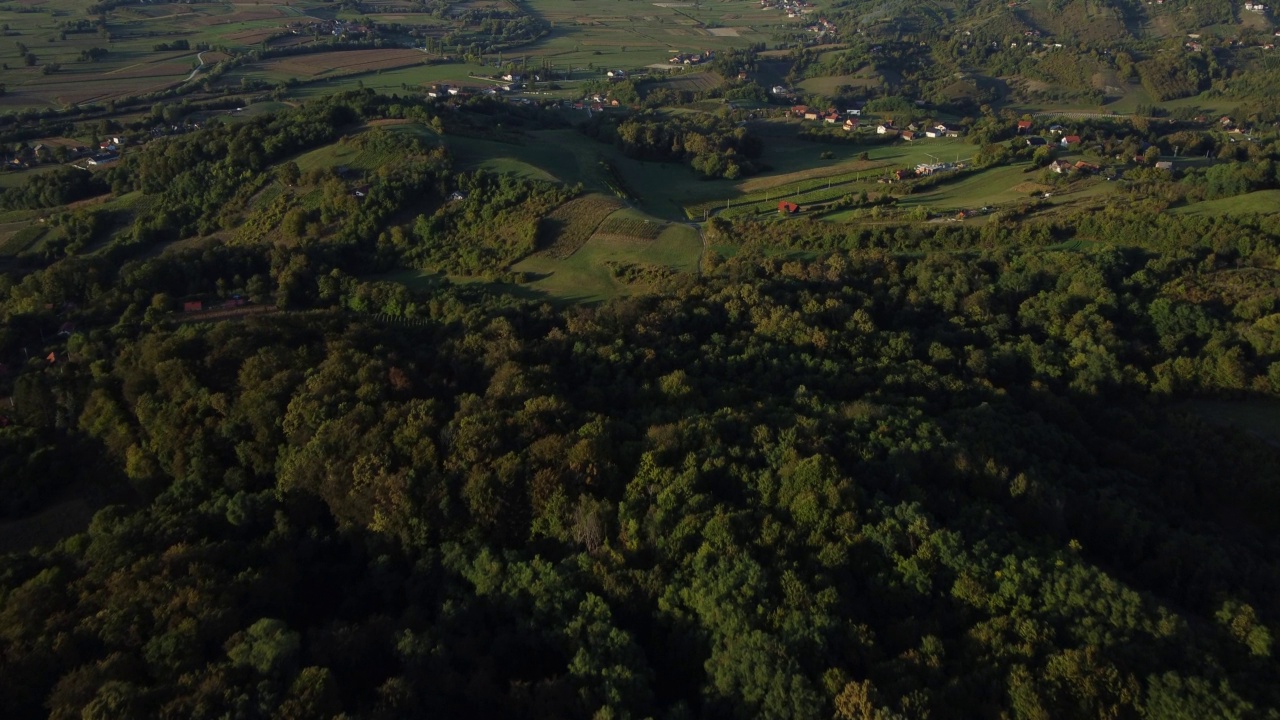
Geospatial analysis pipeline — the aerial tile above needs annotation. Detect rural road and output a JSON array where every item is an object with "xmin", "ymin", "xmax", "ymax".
[
  {"xmin": 1032, "ymin": 111, "xmax": 1135, "ymax": 119},
  {"xmin": 185, "ymin": 51, "xmax": 207, "ymax": 82}
]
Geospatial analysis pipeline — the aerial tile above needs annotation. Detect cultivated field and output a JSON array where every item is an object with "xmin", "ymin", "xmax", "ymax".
[
  {"xmin": 253, "ymin": 49, "xmax": 429, "ymax": 80},
  {"xmin": 0, "ymin": 0, "xmax": 807, "ymax": 109},
  {"xmin": 538, "ymin": 194, "xmax": 626, "ymax": 258},
  {"xmin": 504, "ymin": 0, "xmax": 794, "ymax": 76},
  {"xmin": 0, "ymin": 1, "xmax": 329, "ymax": 108},
  {"xmin": 645, "ymin": 71, "xmax": 725, "ymax": 94}
]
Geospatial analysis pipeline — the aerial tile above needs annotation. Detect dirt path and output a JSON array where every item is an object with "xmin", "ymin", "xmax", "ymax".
[
  {"xmin": 185, "ymin": 51, "xmax": 207, "ymax": 82},
  {"xmin": 689, "ymin": 222, "xmax": 707, "ymax": 277}
]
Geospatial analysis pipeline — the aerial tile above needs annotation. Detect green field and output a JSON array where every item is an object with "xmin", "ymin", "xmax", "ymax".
[
  {"xmin": 896, "ymin": 164, "xmax": 1044, "ymax": 208},
  {"xmin": 797, "ymin": 72, "xmax": 881, "ymax": 96},
  {"xmin": 0, "ymin": 0, "xmax": 802, "ymax": 111},
  {"xmin": 0, "ymin": 166, "xmax": 58, "ymax": 190},
  {"xmin": 510, "ymin": 213, "xmax": 700, "ymax": 303},
  {"xmin": 1170, "ymin": 189, "xmax": 1280, "ymax": 218},
  {"xmin": 440, "ymin": 120, "xmax": 1003, "ymax": 223},
  {"xmin": 510, "ymin": 0, "xmax": 783, "ymax": 75}
]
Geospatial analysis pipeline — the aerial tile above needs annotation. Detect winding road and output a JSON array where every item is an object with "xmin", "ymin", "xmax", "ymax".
[{"xmin": 185, "ymin": 51, "xmax": 207, "ymax": 82}]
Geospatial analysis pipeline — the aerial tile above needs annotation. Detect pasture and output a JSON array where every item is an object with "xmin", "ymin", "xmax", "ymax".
[
  {"xmin": 797, "ymin": 72, "xmax": 881, "ymax": 97},
  {"xmin": 1170, "ymin": 189, "xmax": 1280, "ymax": 218},
  {"xmin": 512, "ymin": 211, "xmax": 700, "ymax": 302},
  {"xmin": 435, "ymin": 117, "xmax": 997, "ymax": 223}
]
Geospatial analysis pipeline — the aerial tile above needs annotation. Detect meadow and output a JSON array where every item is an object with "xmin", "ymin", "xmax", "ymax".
[
  {"xmin": 511, "ymin": 214, "xmax": 700, "ymax": 303},
  {"xmin": 1170, "ymin": 189, "xmax": 1280, "ymax": 218},
  {"xmin": 433, "ymin": 116, "xmax": 1091, "ymax": 225}
]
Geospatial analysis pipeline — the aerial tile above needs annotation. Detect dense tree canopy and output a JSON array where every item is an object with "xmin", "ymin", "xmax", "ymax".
[
  {"xmin": 2, "ymin": 231, "xmax": 1280, "ymax": 718},
  {"xmin": 1, "ymin": 90, "xmax": 1279, "ymax": 720}
]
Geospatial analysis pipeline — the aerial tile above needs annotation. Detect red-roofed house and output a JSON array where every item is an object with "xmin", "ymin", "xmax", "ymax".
[
  {"xmin": 778, "ymin": 201, "xmax": 800, "ymax": 214},
  {"xmin": 183, "ymin": 300, "xmax": 203, "ymax": 312},
  {"xmin": 1060, "ymin": 135, "xmax": 1082, "ymax": 147},
  {"xmin": 1017, "ymin": 120, "xmax": 1033, "ymax": 133}
]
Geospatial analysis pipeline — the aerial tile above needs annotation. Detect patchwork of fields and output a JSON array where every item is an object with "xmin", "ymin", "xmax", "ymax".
[
  {"xmin": 0, "ymin": 0, "xmax": 796, "ymax": 111},
  {"xmin": 0, "ymin": 0, "xmax": 1259, "ymax": 303}
]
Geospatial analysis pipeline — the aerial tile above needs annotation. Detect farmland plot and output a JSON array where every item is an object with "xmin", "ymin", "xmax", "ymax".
[{"xmin": 257, "ymin": 49, "xmax": 429, "ymax": 79}]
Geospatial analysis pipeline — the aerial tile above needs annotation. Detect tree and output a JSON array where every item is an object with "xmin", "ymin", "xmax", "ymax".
[{"xmin": 227, "ymin": 619, "xmax": 301, "ymax": 677}]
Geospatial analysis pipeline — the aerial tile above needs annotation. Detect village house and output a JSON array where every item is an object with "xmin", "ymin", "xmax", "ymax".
[
  {"xmin": 940, "ymin": 123, "xmax": 964, "ymax": 137},
  {"xmin": 1017, "ymin": 120, "xmax": 1033, "ymax": 133},
  {"xmin": 1060, "ymin": 135, "xmax": 1082, "ymax": 148},
  {"xmin": 843, "ymin": 118, "xmax": 859, "ymax": 132}
]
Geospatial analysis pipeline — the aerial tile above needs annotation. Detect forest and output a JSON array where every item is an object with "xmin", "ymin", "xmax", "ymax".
[
  {"xmin": 1, "ymin": 86, "xmax": 1280, "ymax": 720},
  {"xmin": 583, "ymin": 111, "xmax": 764, "ymax": 180}
]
